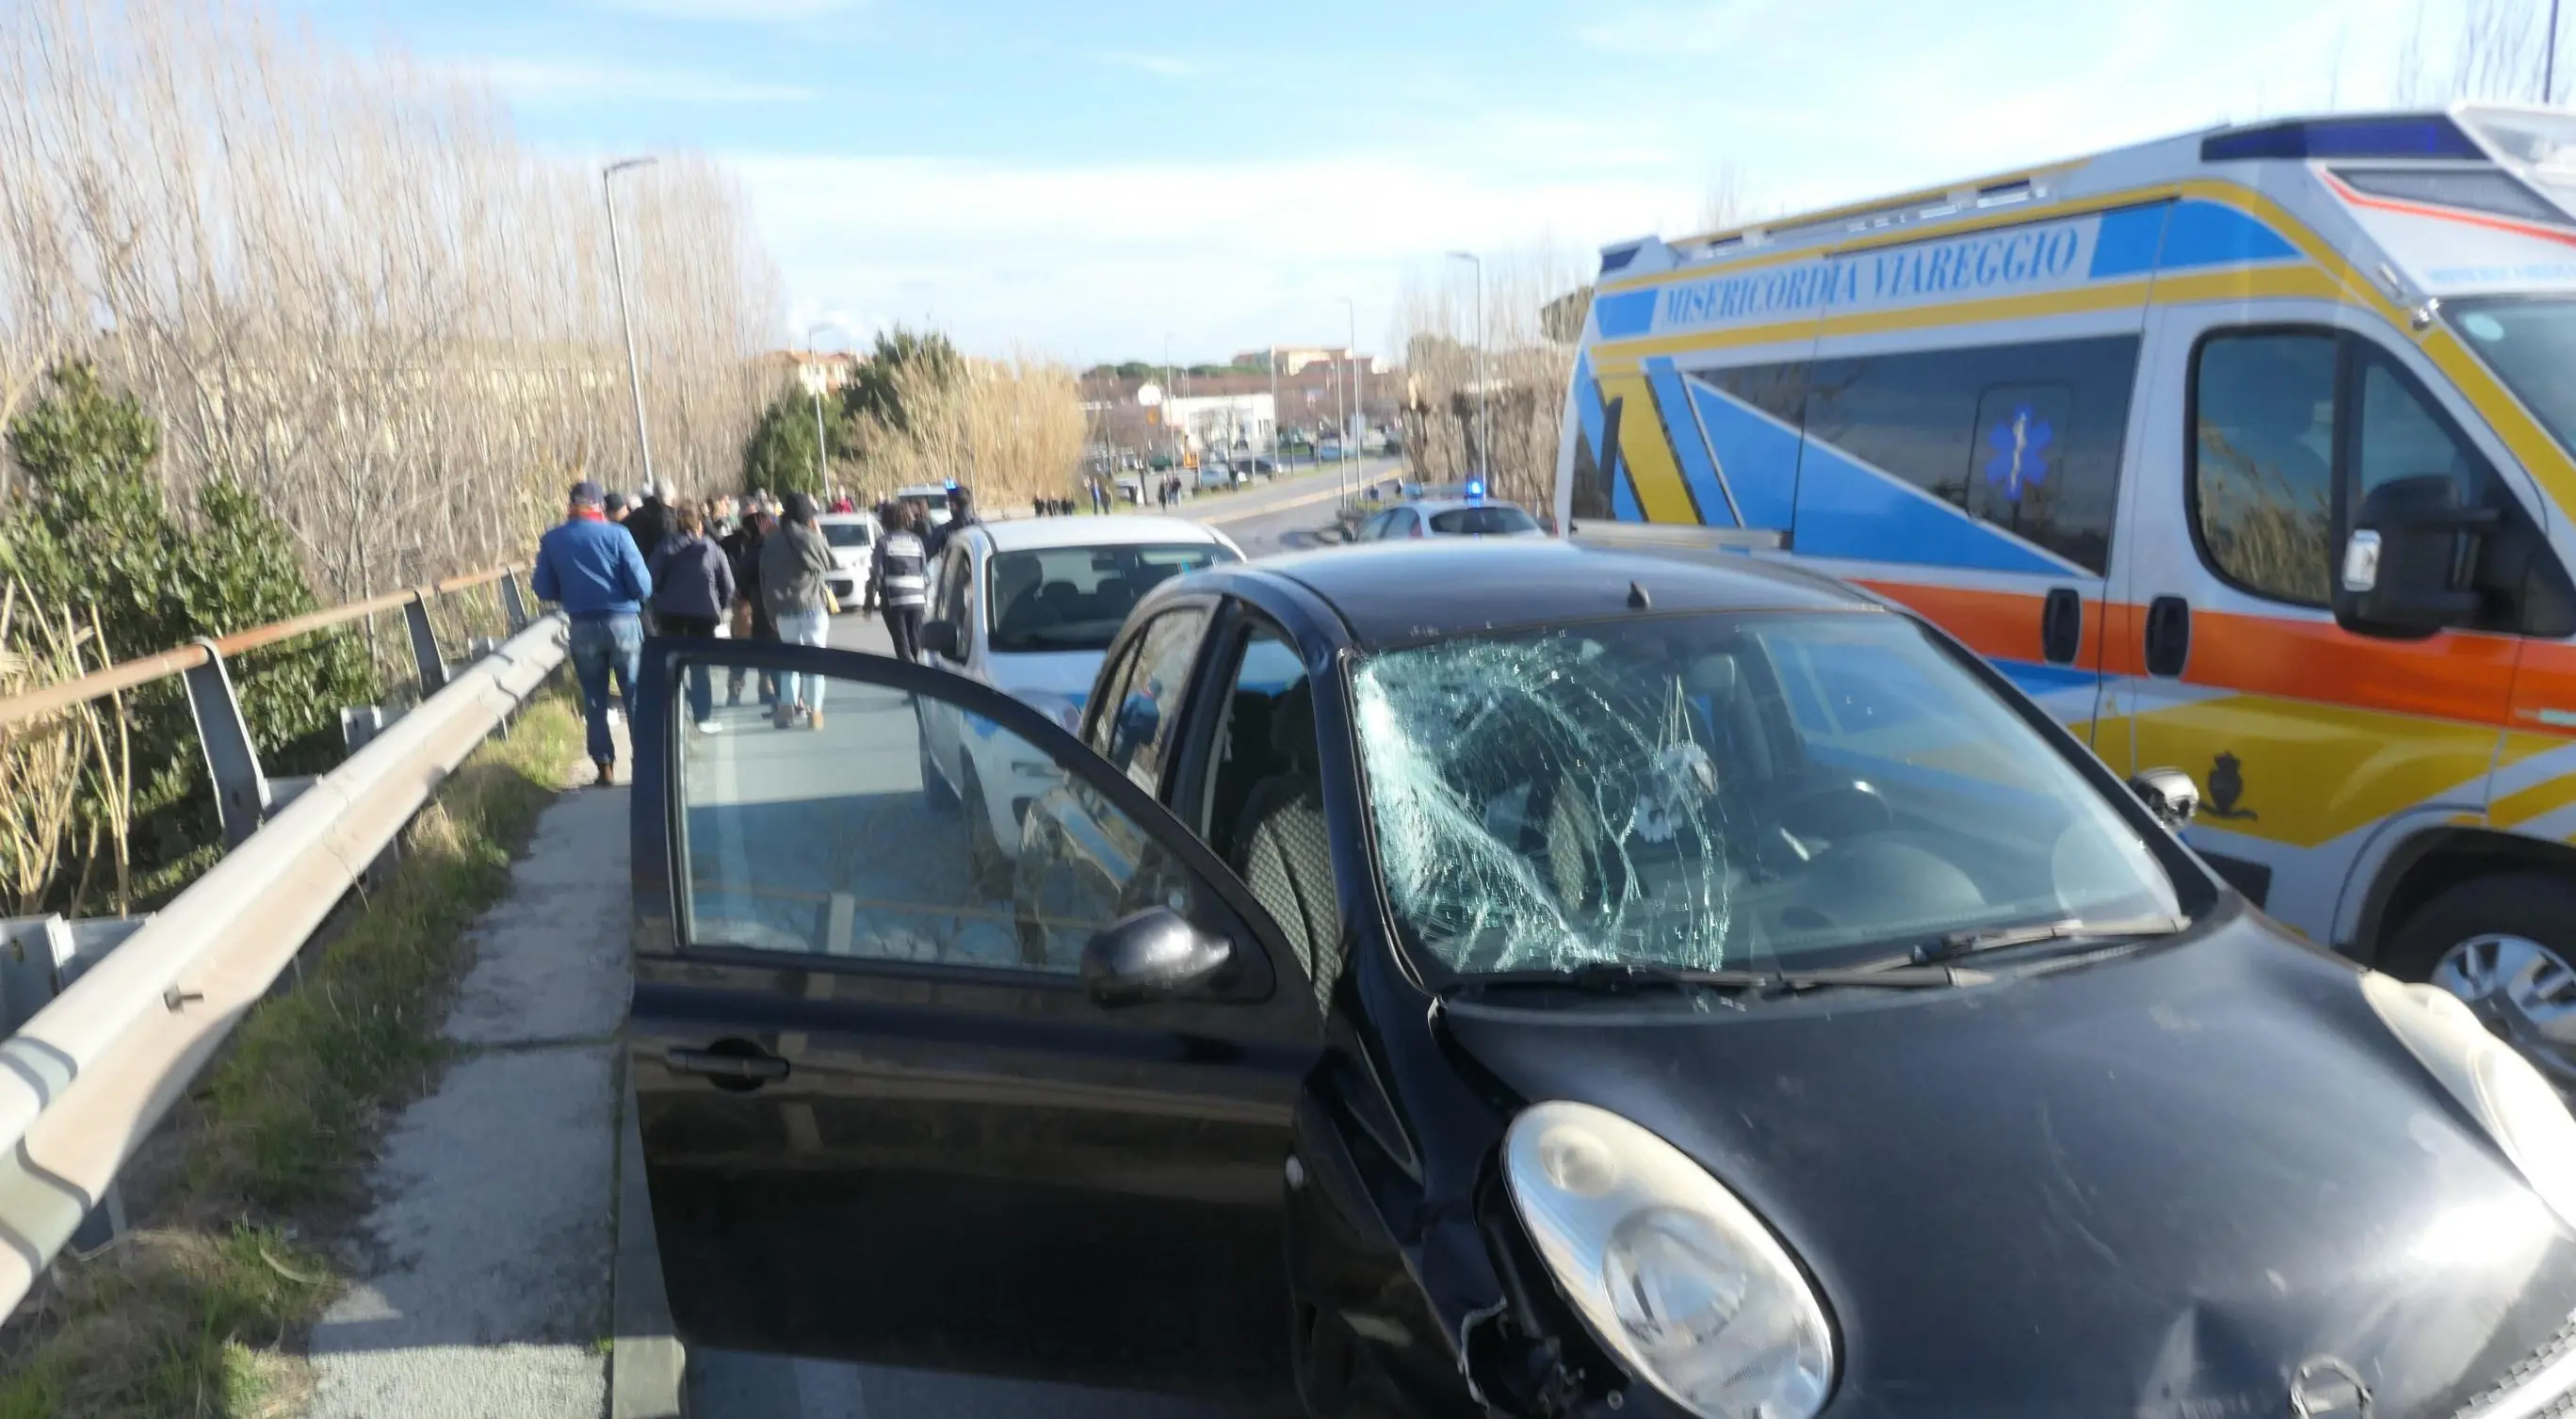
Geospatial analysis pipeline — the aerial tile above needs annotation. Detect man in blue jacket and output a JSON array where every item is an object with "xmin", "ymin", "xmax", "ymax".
[{"xmin": 532, "ymin": 479, "xmax": 653, "ymax": 786}]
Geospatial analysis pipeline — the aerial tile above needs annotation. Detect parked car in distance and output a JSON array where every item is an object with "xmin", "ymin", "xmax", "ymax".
[
  {"xmin": 1198, "ymin": 461, "xmax": 1246, "ymax": 491},
  {"xmin": 814, "ymin": 512, "xmax": 874, "ymax": 610},
  {"xmin": 634, "ymin": 537, "xmax": 2576, "ymax": 1419},
  {"xmin": 911, "ymin": 513, "xmax": 1240, "ymax": 887},
  {"xmin": 1353, "ymin": 488, "xmax": 1546, "ymax": 541},
  {"xmin": 893, "ymin": 483, "xmax": 953, "ymax": 527}
]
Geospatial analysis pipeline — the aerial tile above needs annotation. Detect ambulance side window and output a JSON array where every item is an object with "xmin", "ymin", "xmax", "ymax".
[
  {"xmin": 2189, "ymin": 328, "xmax": 2575, "ymax": 636},
  {"xmin": 1800, "ymin": 334, "xmax": 2137, "ymax": 572},
  {"xmin": 2189, "ymin": 331, "xmax": 2338, "ymax": 606}
]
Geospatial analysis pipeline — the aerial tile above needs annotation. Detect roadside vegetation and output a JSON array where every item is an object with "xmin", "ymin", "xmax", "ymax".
[
  {"xmin": 745, "ymin": 324, "xmax": 1085, "ymax": 508},
  {"xmin": 0, "ymin": 691, "xmax": 581, "ymax": 1419}
]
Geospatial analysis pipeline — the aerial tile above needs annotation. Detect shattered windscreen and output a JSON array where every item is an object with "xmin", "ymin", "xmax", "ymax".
[{"xmin": 1350, "ymin": 611, "xmax": 2179, "ymax": 977}]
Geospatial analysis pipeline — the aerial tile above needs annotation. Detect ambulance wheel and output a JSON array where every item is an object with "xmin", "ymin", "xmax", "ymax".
[{"xmin": 2387, "ymin": 873, "xmax": 2576, "ymax": 1086}]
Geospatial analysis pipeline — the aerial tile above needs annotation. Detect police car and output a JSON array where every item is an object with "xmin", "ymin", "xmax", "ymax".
[{"xmin": 1352, "ymin": 479, "xmax": 1547, "ymax": 540}]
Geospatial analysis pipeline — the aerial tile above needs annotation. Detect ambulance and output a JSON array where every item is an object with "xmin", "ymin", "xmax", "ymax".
[{"xmin": 1557, "ymin": 106, "xmax": 2576, "ymax": 1075}]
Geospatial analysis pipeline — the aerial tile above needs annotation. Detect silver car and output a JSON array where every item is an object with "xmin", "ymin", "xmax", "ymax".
[{"xmin": 1353, "ymin": 494, "xmax": 1546, "ymax": 541}]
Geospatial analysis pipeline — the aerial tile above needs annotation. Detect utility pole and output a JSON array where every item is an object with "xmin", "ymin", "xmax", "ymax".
[
  {"xmin": 603, "ymin": 156, "xmax": 660, "ymax": 493},
  {"xmin": 1269, "ymin": 345, "xmax": 1279, "ymax": 469},
  {"xmin": 1448, "ymin": 250, "xmax": 1488, "ymax": 488},
  {"xmin": 806, "ymin": 319, "xmax": 843, "ymax": 495},
  {"xmin": 2552, "ymin": 0, "xmax": 2564, "ymax": 104}
]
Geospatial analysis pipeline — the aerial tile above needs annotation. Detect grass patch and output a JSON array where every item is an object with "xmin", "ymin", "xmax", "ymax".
[{"xmin": 0, "ymin": 691, "xmax": 583, "ymax": 1418}]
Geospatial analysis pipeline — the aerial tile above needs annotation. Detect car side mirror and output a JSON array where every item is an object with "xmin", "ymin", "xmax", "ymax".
[
  {"xmin": 2334, "ymin": 475, "xmax": 2498, "ymax": 639},
  {"xmin": 920, "ymin": 619, "xmax": 961, "ymax": 660},
  {"xmin": 1080, "ymin": 908, "xmax": 1233, "ymax": 1007},
  {"xmin": 2130, "ymin": 767, "xmax": 2199, "ymax": 829}
]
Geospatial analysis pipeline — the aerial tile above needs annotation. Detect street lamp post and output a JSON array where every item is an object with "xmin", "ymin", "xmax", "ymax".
[
  {"xmin": 603, "ymin": 156, "xmax": 660, "ymax": 494},
  {"xmin": 1447, "ymin": 250, "xmax": 1488, "ymax": 490},
  {"xmin": 1339, "ymin": 297, "xmax": 1363, "ymax": 496},
  {"xmin": 806, "ymin": 320, "xmax": 844, "ymax": 497}
]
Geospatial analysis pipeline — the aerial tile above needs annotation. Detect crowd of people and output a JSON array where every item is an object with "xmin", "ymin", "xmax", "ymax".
[{"xmin": 530, "ymin": 477, "xmax": 985, "ymax": 785}]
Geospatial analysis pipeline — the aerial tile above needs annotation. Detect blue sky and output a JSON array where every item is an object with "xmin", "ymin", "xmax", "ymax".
[{"xmin": 289, "ymin": 0, "xmax": 2427, "ymax": 363}]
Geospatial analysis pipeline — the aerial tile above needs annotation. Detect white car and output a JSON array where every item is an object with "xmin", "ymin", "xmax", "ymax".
[
  {"xmin": 894, "ymin": 483, "xmax": 954, "ymax": 527},
  {"xmin": 913, "ymin": 514, "xmax": 1241, "ymax": 890},
  {"xmin": 815, "ymin": 512, "xmax": 875, "ymax": 610},
  {"xmin": 1353, "ymin": 492, "xmax": 1547, "ymax": 540}
]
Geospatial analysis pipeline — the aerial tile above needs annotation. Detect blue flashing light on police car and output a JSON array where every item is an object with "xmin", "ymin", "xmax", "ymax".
[{"xmin": 1466, "ymin": 478, "xmax": 1485, "ymax": 500}]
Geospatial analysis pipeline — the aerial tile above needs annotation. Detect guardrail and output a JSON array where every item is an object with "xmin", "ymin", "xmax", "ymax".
[{"xmin": 0, "ymin": 565, "xmax": 562, "ymax": 1317}]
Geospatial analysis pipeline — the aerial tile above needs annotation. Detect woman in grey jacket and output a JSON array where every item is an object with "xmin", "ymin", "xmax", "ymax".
[{"xmin": 759, "ymin": 493, "xmax": 837, "ymax": 729}]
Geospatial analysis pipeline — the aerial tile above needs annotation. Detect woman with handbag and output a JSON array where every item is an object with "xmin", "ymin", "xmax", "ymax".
[{"xmin": 759, "ymin": 492, "xmax": 837, "ymax": 729}]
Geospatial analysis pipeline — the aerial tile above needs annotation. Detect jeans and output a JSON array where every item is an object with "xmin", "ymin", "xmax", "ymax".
[
  {"xmin": 882, "ymin": 604, "xmax": 923, "ymax": 662},
  {"xmin": 568, "ymin": 613, "xmax": 643, "ymax": 766},
  {"xmin": 661, "ymin": 613, "xmax": 719, "ymax": 723},
  {"xmin": 775, "ymin": 606, "xmax": 830, "ymax": 715}
]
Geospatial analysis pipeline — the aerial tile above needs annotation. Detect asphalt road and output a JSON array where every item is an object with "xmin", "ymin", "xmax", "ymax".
[{"xmin": 684, "ymin": 609, "xmax": 1315, "ymax": 1419}]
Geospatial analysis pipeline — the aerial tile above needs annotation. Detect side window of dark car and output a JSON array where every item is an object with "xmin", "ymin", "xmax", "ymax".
[
  {"xmin": 1198, "ymin": 619, "xmax": 1341, "ymax": 1009},
  {"xmin": 1098, "ymin": 608, "xmax": 1208, "ymax": 798}
]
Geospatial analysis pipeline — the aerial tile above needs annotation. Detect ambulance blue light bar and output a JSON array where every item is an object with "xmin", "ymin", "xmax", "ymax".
[
  {"xmin": 1466, "ymin": 478, "xmax": 1485, "ymax": 500},
  {"xmin": 2203, "ymin": 116, "xmax": 2483, "ymax": 162}
]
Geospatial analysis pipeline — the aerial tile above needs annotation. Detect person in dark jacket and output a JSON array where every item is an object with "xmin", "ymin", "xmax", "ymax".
[
  {"xmin": 531, "ymin": 478, "xmax": 653, "ymax": 785},
  {"xmin": 924, "ymin": 484, "xmax": 978, "ymax": 562},
  {"xmin": 651, "ymin": 502, "xmax": 736, "ymax": 734},
  {"xmin": 720, "ymin": 501, "xmax": 775, "ymax": 706},
  {"xmin": 760, "ymin": 493, "xmax": 836, "ymax": 729},
  {"xmin": 626, "ymin": 481, "xmax": 672, "ymax": 557}
]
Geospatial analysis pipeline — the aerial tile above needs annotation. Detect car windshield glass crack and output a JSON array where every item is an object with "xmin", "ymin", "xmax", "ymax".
[{"xmin": 1351, "ymin": 613, "xmax": 2182, "ymax": 980}]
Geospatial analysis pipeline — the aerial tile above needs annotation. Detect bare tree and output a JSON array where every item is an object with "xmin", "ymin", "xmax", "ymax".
[
  {"xmin": 0, "ymin": 0, "xmax": 784, "ymax": 600},
  {"xmin": 1392, "ymin": 241, "xmax": 1586, "ymax": 512},
  {"xmin": 2400, "ymin": 0, "xmax": 2559, "ymax": 105}
]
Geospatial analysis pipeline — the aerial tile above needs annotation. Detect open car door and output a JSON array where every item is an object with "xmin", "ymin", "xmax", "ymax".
[{"xmin": 626, "ymin": 637, "xmax": 1320, "ymax": 1396}]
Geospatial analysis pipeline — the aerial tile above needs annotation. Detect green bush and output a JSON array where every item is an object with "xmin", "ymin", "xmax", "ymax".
[{"xmin": 0, "ymin": 363, "xmax": 381, "ymax": 913}]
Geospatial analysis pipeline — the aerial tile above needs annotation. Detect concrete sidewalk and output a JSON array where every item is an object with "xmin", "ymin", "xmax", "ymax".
[{"xmin": 304, "ymin": 733, "xmax": 637, "ymax": 1419}]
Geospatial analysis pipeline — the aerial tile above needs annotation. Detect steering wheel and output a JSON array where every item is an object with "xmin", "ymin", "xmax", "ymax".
[{"xmin": 1755, "ymin": 780, "xmax": 1897, "ymax": 870}]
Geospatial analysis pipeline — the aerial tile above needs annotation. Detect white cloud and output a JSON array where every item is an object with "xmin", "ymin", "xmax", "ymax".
[
  {"xmin": 729, "ymin": 151, "xmax": 1696, "ymax": 361},
  {"xmin": 458, "ymin": 57, "xmax": 812, "ymax": 105},
  {"xmin": 1094, "ymin": 51, "xmax": 1198, "ymax": 79}
]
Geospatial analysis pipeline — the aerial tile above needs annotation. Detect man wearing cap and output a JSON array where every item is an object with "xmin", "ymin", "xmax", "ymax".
[{"xmin": 532, "ymin": 479, "xmax": 653, "ymax": 786}]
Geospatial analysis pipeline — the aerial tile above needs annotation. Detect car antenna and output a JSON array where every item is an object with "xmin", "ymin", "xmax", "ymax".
[{"xmin": 1628, "ymin": 581, "xmax": 1651, "ymax": 609}]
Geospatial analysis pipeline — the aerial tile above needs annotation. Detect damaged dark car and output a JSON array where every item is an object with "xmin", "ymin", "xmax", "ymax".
[{"xmin": 628, "ymin": 540, "xmax": 2576, "ymax": 1419}]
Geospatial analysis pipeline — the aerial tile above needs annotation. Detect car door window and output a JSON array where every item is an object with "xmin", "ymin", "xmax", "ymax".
[
  {"xmin": 676, "ymin": 659, "xmax": 1252, "ymax": 982},
  {"xmin": 2191, "ymin": 330, "xmax": 2339, "ymax": 605},
  {"xmin": 1099, "ymin": 609, "xmax": 1208, "ymax": 798},
  {"xmin": 1196, "ymin": 620, "xmax": 1343, "ymax": 1008}
]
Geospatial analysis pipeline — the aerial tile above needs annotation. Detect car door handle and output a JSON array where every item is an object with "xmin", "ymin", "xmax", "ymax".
[{"xmin": 666, "ymin": 1045, "xmax": 789, "ymax": 1084}]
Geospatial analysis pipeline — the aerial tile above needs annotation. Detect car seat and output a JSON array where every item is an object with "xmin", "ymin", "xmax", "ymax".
[{"xmin": 1233, "ymin": 681, "xmax": 1340, "ymax": 1012}]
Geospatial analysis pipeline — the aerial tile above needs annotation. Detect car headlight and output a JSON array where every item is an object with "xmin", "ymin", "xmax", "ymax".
[
  {"xmin": 1504, "ymin": 1101, "xmax": 1835, "ymax": 1419},
  {"xmin": 2363, "ymin": 971, "xmax": 2576, "ymax": 1232}
]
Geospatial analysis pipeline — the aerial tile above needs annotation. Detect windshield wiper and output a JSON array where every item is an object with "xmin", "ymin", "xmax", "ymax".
[
  {"xmin": 1863, "ymin": 912, "xmax": 2194, "ymax": 972},
  {"xmin": 1444, "ymin": 959, "xmax": 1986, "ymax": 999}
]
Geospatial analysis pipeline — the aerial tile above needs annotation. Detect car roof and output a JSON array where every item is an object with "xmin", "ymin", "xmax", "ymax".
[
  {"xmin": 816, "ymin": 511, "xmax": 872, "ymax": 524},
  {"xmin": 974, "ymin": 513, "xmax": 1230, "ymax": 553},
  {"xmin": 1232, "ymin": 540, "xmax": 1871, "ymax": 647}
]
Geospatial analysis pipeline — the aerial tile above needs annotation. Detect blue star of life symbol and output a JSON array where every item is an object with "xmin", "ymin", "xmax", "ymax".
[{"xmin": 1985, "ymin": 406, "xmax": 2053, "ymax": 504}]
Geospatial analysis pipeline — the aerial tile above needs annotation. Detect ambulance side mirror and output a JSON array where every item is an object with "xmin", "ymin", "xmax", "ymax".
[{"xmin": 2334, "ymin": 476, "xmax": 2497, "ymax": 640}]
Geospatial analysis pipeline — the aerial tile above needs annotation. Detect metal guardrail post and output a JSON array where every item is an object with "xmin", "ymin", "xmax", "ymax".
[
  {"xmin": 500, "ymin": 572, "xmax": 531, "ymax": 635},
  {"xmin": 181, "ymin": 638, "xmax": 272, "ymax": 849},
  {"xmin": 2, "ymin": 913, "xmax": 149, "ymax": 1250},
  {"xmin": 404, "ymin": 593, "xmax": 447, "ymax": 698}
]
